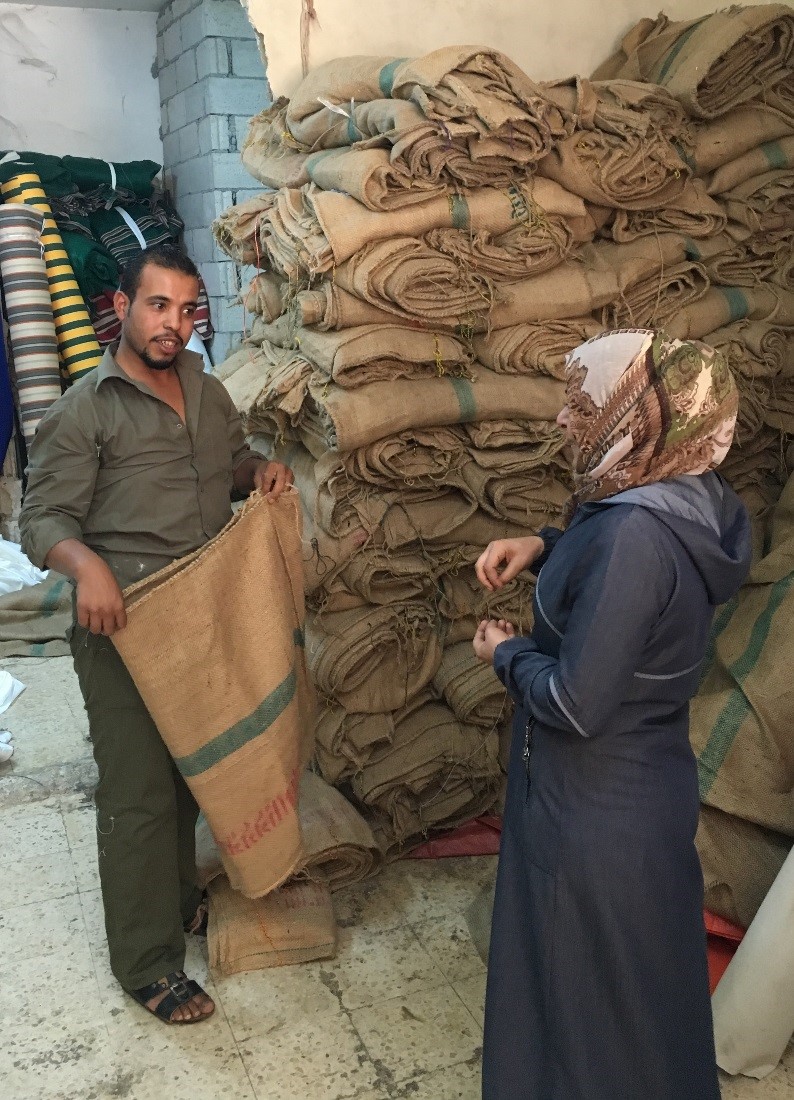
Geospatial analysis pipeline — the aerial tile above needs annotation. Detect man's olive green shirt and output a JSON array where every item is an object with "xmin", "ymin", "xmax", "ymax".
[{"xmin": 20, "ymin": 346, "xmax": 257, "ymax": 590}]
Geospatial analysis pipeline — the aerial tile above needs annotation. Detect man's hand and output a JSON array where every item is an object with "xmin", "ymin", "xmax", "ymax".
[
  {"xmin": 74, "ymin": 556, "xmax": 127, "ymax": 636},
  {"xmin": 234, "ymin": 457, "xmax": 295, "ymax": 502},
  {"xmin": 473, "ymin": 618, "xmax": 516, "ymax": 665},
  {"xmin": 475, "ymin": 536, "xmax": 545, "ymax": 592}
]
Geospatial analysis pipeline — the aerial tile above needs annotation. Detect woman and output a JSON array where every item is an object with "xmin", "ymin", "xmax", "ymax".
[{"xmin": 473, "ymin": 329, "xmax": 751, "ymax": 1100}]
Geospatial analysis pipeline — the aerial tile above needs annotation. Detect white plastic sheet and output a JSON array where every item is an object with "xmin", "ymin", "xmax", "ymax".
[
  {"xmin": 712, "ymin": 844, "xmax": 794, "ymax": 1078},
  {"xmin": 0, "ymin": 537, "xmax": 48, "ymax": 596},
  {"xmin": 0, "ymin": 670, "xmax": 25, "ymax": 714}
]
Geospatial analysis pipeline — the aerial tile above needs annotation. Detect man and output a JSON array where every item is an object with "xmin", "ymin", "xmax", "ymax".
[{"xmin": 20, "ymin": 244, "xmax": 293, "ymax": 1024}]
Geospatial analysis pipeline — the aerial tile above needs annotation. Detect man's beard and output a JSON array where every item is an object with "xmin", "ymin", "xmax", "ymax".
[{"xmin": 137, "ymin": 344, "xmax": 180, "ymax": 372}]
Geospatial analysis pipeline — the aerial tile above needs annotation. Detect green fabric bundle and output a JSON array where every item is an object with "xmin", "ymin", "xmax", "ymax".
[
  {"xmin": 89, "ymin": 201, "xmax": 183, "ymax": 267},
  {"xmin": 62, "ymin": 156, "xmax": 161, "ymax": 198},
  {"xmin": 0, "ymin": 152, "xmax": 75, "ymax": 195},
  {"xmin": 61, "ymin": 229, "xmax": 120, "ymax": 300}
]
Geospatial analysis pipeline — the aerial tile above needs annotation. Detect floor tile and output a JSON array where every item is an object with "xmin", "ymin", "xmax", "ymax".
[
  {"xmin": 0, "ymin": 849, "xmax": 78, "ymax": 908},
  {"xmin": 0, "ymin": 893, "xmax": 90, "ymax": 964},
  {"xmin": 452, "ymin": 972, "xmax": 487, "ymax": 1028},
  {"xmin": 320, "ymin": 924, "xmax": 448, "ymax": 1011},
  {"xmin": 332, "ymin": 871, "xmax": 409, "ymax": 933},
  {"xmin": 70, "ymin": 842, "xmax": 101, "ymax": 892},
  {"xmin": 214, "ymin": 959, "xmax": 339, "ymax": 1043},
  {"xmin": 0, "ymin": 944, "xmax": 104, "ymax": 1033},
  {"xmin": 392, "ymin": 1058, "xmax": 482, "ymax": 1099},
  {"xmin": 411, "ymin": 912, "xmax": 487, "ymax": 984},
  {"xmin": 350, "ymin": 982, "xmax": 481, "ymax": 1085},
  {"xmin": 0, "ymin": 802, "xmax": 69, "ymax": 860},
  {"xmin": 61, "ymin": 801, "xmax": 97, "ymax": 850},
  {"xmin": 0, "ymin": 1024, "xmax": 121, "ymax": 1100},
  {"xmin": 382, "ymin": 857, "xmax": 498, "ymax": 924},
  {"xmin": 239, "ymin": 1006, "xmax": 380, "ymax": 1100}
]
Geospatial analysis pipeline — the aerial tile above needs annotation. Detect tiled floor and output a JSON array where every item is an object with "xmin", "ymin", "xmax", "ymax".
[{"xmin": 1, "ymin": 655, "xmax": 792, "ymax": 1099}]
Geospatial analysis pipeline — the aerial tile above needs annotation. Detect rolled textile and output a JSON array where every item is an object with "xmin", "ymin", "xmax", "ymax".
[
  {"xmin": 707, "ymin": 321, "xmax": 789, "ymax": 380},
  {"xmin": 112, "ymin": 490, "xmax": 316, "ymax": 899},
  {"xmin": 61, "ymin": 156, "xmax": 161, "ymax": 198},
  {"xmin": 0, "ymin": 570, "xmax": 71, "ymax": 658},
  {"xmin": 262, "ymin": 316, "xmax": 472, "ymax": 388},
  {"xmin": 591, "ymin": 5, "xmax": 794, "ymax": 119},
  {"xmin": 294, "ymin": 176, "xmax": 585, "ymax": 271},
  {"xmin": 242, "ymin": 100, "xmax": 312, "ymax": 190},
  {"xmin": 700, "ymin": 230, "xmax": 794, "ymax": 291},
  {"xmin": 335, "ymin": 547, "xmax": 437, "ymax": 608},
  {"xmin": 722, "ymin": 168, "xmax": 794, "ymax": 234},
  {"xmin": 488, "ymin": 258, "xmax": 619, "ymax": 329},
  {"xmin": 611, "ymin": 181, "xmax": 727, "ymax": 243},
  {"xmin": 605, "ymin": 260, "xmax": 710, "ymax": 329},
  {"xmin": 298, "ymin": 769, "xmax": 382, "ymax": 889},
  {"xmin": 303, "ymin": 365, "xmax": 565, "ymax": 451},
  {"xmin": 473, "ymin": 317, "xmax": 604, "ymax": 378},
  {"xmin": 306, "ymin": 601, "xmax": 442, "ymax": 713},
  {"xmin": 331, "ymin": 236, "xmax": 494, "ymax": 330},
  {"xmin": 439, "ymin": 564, "xmax": 537, "ymax": 643},
  {"xmin": 314, "ymin": 705, "xmax": 394, "ymax": 784},
  {"xmin": 461, "ymin": 456, "xmax": 570, "ymax": 527},
  {"xmin": 305, "ymin": 146, "xmax": 445, "ymax": 208},
  {"xmin": 543, "ymin": 76, "xmax": 691, "ymax": 143},
  {"xmin": 2, "ymin": 152, "xmax": 75, "ymax": 196},
  {"xmin": 212, "ymin": 191, "xmax": 278, "ymax": 265},
  {"xmin": 335, "ymin": 425, "xmax": 468, "ymax": 489},
  {"xmin": 688, "ymin": 104, "xmax": 794, "ymax": 175},
  {"xmin": 286, "ymin": 47, "xmax": 571, "ymax": 163},
  {"xmin": 433, "ymin": 641, "xmax": 508, "ymax": 729},
  {"xmin": 0, "ymin": 299, "xmax": 13, "ymax": 460},
  {"xmin": 0, "ymin": 169, "xmax": 102, "ymax": 381},
  {"xmin": 349, "ymin": 694, "xmax": 502, "ymax": 858},
  {"xmin": 425, "ymin": 216, "xmax": 574, "ymax": 282},
  {"xmin": 240, "ymin": 272, "xmax": 287, "ymax": 322},
  {"xmin": 708, "ymin": 136, "xmax": 794, "ymax": 196},
  {"xmin": 60, "ymin": 230, "xmax": 119, "ymax": 301},
  {"xmin": 0, "ymin": 205, "xmax": 62, "ymax": 441},
  {"xmin": 89, "ymin": 201, "xmax": 183, "ymax": 268},
  {"xmin": 536, "ymin": 129, "xmax": 689, "ymax": 210}
]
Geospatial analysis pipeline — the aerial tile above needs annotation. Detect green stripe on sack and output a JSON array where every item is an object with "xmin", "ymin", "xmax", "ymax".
[
  {"xmin": 697, "ymin": 574, "xmax": 794, "ymax": 798},
  {"xmin": 378, "ymin": 58, "xmax": 408, "ymax": 97},
  {"xmin": 684, "ymin": 237, "xmax": 701, "ymax": 261},
  {"xmin": 698, "ymin": 596, "xmax": 739, "ymax": 688},
  {"xmin": 347, "ymin": 115, "xmax": 360, "ymax": 143},
  {"xmin": 449, "ymin": 193, "xmax": 470, "ymax": 230},
  {"xmin": 760, "ymin": 140, "xmax": 789, "ymax": 170},
  {"xmin": 41, "ymin": 577, "xmax": 68, "ymax": 617},
  {"xmin": 175, "ymin": 666, "xmax": 297, "ymax": 778},
  {"xmin": 657, "ymin": 18, "xmax": 708, "ymax": 82},
  {"xmin": 718, "ymin": 286, "xmax": 750, "ymax": 323},
  {"xmin": 448, "ymin": 376, "xmax": 478, "ymax": 422},
  {"xmin": 293, "ymin": 626, "xmax": 305, "ymax": 647}
]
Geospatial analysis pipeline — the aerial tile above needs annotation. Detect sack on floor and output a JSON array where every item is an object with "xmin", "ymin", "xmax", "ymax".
[
  {"xmin": 0, "ymin": 571, "xmax": 72, "ymax": 658},
  {"xmin": 113, "ymin": 490, "xmax": 316, "ymax": 899}
]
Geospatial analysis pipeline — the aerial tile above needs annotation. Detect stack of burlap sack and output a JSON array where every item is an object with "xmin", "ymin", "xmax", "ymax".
[{"xmin": 213, "ymin": 7, "xmax": 794, "ymax": 886}]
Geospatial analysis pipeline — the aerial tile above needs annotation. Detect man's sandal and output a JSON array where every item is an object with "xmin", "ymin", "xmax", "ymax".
[
  {"xmin": 183, "ymin": 892, "xmax": 209, "ymax": 937},
  {"xmin": 129, "ymin": 971, "xmax": 214, "ymax": 1024}
]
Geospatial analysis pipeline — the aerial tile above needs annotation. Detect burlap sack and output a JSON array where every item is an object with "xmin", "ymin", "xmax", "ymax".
[
  {"xmin": 611, "ymin": 181, "xmax": 727, "ymax": 243},
  {"xmin": 708, "ymin": 136, "xmax": 794, "ymax": 196},
  {"xmin": 707, "ymin": 321, "xmax": 789, "ymax": 380},
  {"xmin": 298, "ymin": 769, "xmax": 382, "ymax": 888},
  {"xmin": 690, "ymin": 471, "xmax": 794, "ymax": 842},
  {"xmin": 296, "ymin": 283, "xmax": 411, "ymax": 330},
  {"xmin": 606, "ymin": 261, "xmax": 710, "ymax": 329},
  {"xmin": 665, "ymin": 285, "xmax": 794, "ymax": 341},
  {"xmin": 240, "ymin": 272, "xmax": 287, "ymax": 322},
  {"xmin": 208, "ymin": 876, "xmax": 337, "ymax": 975},
  {"xmin": 241, "ymin": 99, "xmax": 311, "ymax": 190},
  {"xmin": 308, "ymin": 177, "xmax": 585, "ymax": 268},
  {"xmin": 112, "ymin": 490, "xmax": 316, "ymax": 899},
  {"xmin": 474, "ymin": 317, "xmax": 604, "ymax": 378},
  {"xmin": 543, "ymin": 76, "xmax": 690, "ymax": 142},
  {"xmin": 697, "ymin": 805, "xmax": 791, "ymax": 928},
  {"xmin": 723, "ymin": 168, "xmax": 794, "ymax": 233},
  {"xmin": 488, "ymin": 258, "xmax": 618, "ymax": 329},
  {"xmin": 224, "ymin": 342, "xmax": 313, "ymax": 441},
  {"xmin": 536, "ymin": 129, "xmax": 689, "ymax": 210},
  {"xmin": 690, "ymin": 105, "xmax": 794, "ymax": 175},
  {"xmin": 460, "ymin": 454, "xmax": 569, "ymax": 527},
  {"xmin": 433, "ymin": 641, "xmax": 508, "ymax": 729},
  {"xmin": 702, "ymin": 230, "xmax": 794, "ymax": 292},
  {"xmin": 592, "ymin": 6, "xmax": 794, "ymax": 119},
  {"xmin": 212, "ymin": 192, "xmax": 278, "ymax": 265},
  {"xmin": 349, "ymin": 693, "xmax": 502, "ymax": 858},
  {"xmin": 439, "ymin": 564, "xmax": 537, "ymax": 644},
  {"xmin": 306, "ymin": 601, "xmax": 442, "ymax": 713},
  {"xmin": 425, "ymin": 217, "xmax": 574, "ymax": 281},
  {"xmin": 0, "ymin": 572, "xmax": 71, "ymax": 658},
  {"xmin": 314, "ymin": 704, "xmax": 394, "ymax": 784},
  {"xmin": 306, "ymin": 146, "xmax": 443, "ymax": 210}
]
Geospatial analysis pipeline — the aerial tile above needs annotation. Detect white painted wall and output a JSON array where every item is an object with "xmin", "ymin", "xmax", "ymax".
[
  {"xmin": 246, "ymin": 0, "xmax": 794, "ymax": 98},
  {"xmin": 0, "ymin": 3, "xmax": 163, "ymax": 163}
]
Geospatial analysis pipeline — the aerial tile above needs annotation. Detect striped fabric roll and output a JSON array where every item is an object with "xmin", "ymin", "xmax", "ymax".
[
  {"xmin": 1, "ymin": 170, "xmax": 102, "ymax": 381},
  {"xmin": 0, "ymin": 205, "xmax": 62, "ymax": 443}
]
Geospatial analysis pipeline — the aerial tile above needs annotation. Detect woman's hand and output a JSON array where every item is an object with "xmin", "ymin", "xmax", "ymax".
[
  {"xmin": 475, "ymin": 536, "xmax": 545, "ymax": 591},
  {"xmin": 473, "ymin": 618, "xmax": 516, "ymax": 664}
]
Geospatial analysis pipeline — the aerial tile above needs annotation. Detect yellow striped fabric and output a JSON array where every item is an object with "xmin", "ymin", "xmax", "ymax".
[{"xmin": 1, "ymin": 170, "xmax": 102, "ymax": 381}]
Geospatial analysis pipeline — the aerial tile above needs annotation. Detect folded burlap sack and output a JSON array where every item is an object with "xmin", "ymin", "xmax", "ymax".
[
  {"xmin": 240, "ymin": 272, "xmax": 287, "ymax": 321},
  {"xmin": 708, "ymin": 136, "xmax": 794, "ymax": 195},
  {"xmin": 665, "ymin": 285, "xmax": 794, "ymax": 341},
  {"xmin": 212, "ymin": 192, "xmax": 278, "ymax": 264},
  {"xmin": 433, "ymin": 641, "xmax": 508, "ymax": 729},
  {"xmin": 474, "ymin": 317, "xmax": 604, "ymax": 378},
  {"xmin": 543, "ymin": 76, "xmax": 690, "ymax": 143},
  {"xmin": 606, "ymin": 261, "xmax": 710, "ymax": 329},
  {"xmin": 425, "ymin": 215, "xmax": 575, "ymax": 281},
  {"xmin": 307, "ymin": 601, "xmax": 442, "ymax": 713},
  {"xmin": 242, "ymin": 99, "xmax": 312, "ymax": 189},
  {"xmin": 706, "ymin": 321, "xmax": 789, "ymax": 380},
  {"xmin": 488, "ymin": 257, "xmax": 618, "ymax": 328},
  {"xmin": 314, "ymin": 704, "xmax": 394, "ymax": 784},
  {"xmin": 689, "ymin": 104, "xmax": 794, "ymax": 175},
  {"xmin": 306, "ymin": 146, "xmax": 444, "ymax": 210},
  {"xmin": 611, "ymin": 181, "xmax": 727, "ymax": 243},
  {"xmin": 702, "ymin": 230, "xmax": 794, "ymax": 291},
  {"xmin": 592, "ymin": 5, "xmax": 794, "ymax": 119},
  {"xmin": 299, "ymin": 770, "xmax": 382, "ymax": 889},
  {"xmin": 723, "ymin": 168, "xmax": 794, "ymax": 233}
]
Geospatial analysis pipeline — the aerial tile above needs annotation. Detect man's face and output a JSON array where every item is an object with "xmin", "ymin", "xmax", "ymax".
[{"xmin": 114, "ymin": 264, "xmax": 199, "ymax": 372}]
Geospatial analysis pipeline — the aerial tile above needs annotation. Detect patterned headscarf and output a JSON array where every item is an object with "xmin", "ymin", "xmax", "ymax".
[{"xmin": 563, "ymin": 328, "xmax": 738, "ymax": 514}]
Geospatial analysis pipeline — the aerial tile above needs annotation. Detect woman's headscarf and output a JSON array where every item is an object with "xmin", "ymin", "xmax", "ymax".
[{"xmin": 563, "ymin": 328, "xmax": 738, "ymax": 513}]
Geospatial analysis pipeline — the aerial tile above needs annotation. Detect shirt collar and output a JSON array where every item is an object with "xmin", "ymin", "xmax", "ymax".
[{"xmin": 94, "ymin": 342, "xmax": 205, "ymax": 391}]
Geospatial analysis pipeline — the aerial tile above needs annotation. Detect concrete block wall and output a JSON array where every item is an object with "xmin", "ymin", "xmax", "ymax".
[{"xmin": 156, "ymin": 0, "xmax": 271, "ymax": 365}]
